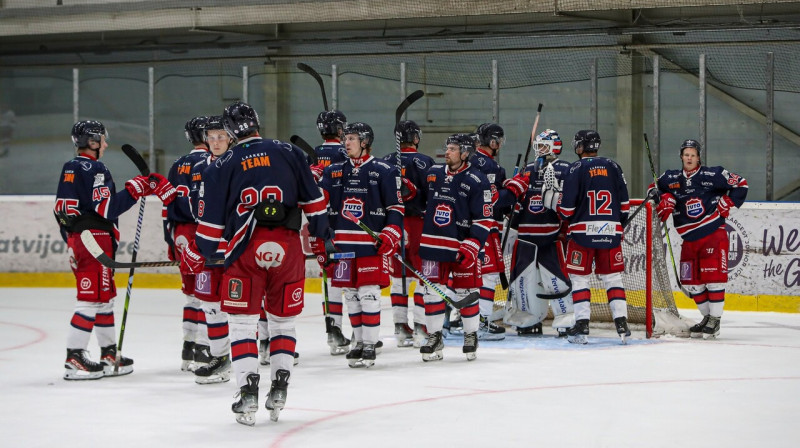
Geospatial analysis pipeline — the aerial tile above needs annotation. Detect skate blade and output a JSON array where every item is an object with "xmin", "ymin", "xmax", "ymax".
[
  {"xmin": 348, "ymin": 359, "xmax": 366, "ymax": 368},
  {"xmin": 259, "ymin": 358, "xmax": 270, "ymax": 366},
  {"xmin": 181, "ymin": 360, "xmax": 196, "ymax": 372},
  {"xmin": 63, "ymin": 369, "xmax": 104, "ymax": 381},
  {"xmin": 329, "ymin": 345, "xmax": 350, "ymax": 356},
  {"xmin": 103, "ymin": 365, "xmax": 134, "ymax": 377},
  {"xmin": 235, "ymin": 412, "xmax": 256, "ymax": 426},
  {"xmin": 619, "ymin": 334, "xmax": 628, "ymax": 345},
  {"xmin": 421, "ymin": 351, "xmax": 443, "ymax": 362},
  {"xmin": 464, "ymin": 352, "xmax": 477, "ymax": 361},
  {"xmin": 517, "ymin": 332, "xmax": 543, "ymax": 338},
  {"xmin": 269, "ymin": 408, "xmax": 282, "ymax": 422},
  {"xmin": 567, "ymin": 334, "xmax": 588, "ymax": 345},
  {"xmin": 396, "ymin": 338, "xmax": 414, "ymax": 348},
  {"xmin": 690, "ymin": 332, "xmax": 704, "ymax": 339},
  {"xmin": 195, "ymin": 372, "xmax": 231, "ymax": 385},
  {"xmin": 477, "ymin": 333, "xmax": 506, "ymax": 341},
  {"xmin": 703, "ymin": 332, "xmax": 719, "ymax": 340}
]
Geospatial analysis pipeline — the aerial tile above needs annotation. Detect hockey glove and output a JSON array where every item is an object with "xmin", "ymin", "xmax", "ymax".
[
  {"xmin": 502, "ymin": 173, "xmax": 530, "ymax": 200},
  {"xmin": 310, "ymin": 163, "xmax": 325, "ymax": 183},
  {"xmin": 542, "ymin": 183, "xmax": 562, "ymax": 210},
  {"xmin": 656, "ymin": 193, "xmax": 676, "ymax": 222},
  {"xmin": 310, "ymin": 237, "xmax": 337, "ymax": 266},
  {"xmin": 125, "ymin": 175, "xmax": 154, "ymax": 200},
  {"xmin": 400, "ymin": 177, "xmax": 418, "ymax": 202},
  {"xmin": 456, "ymin": 238, "xmax": 481, "ymax": 270},
  {"xmin": 646, "ymin": 182, "xmax": 660, "ymax": 203},
  {"xmin": 180, "ymin": 241, "xmax": 206, "ymax": 275},
  {"xmin": 149, "ymin": 173, "xmax": 178, "ymax": 205},
  {"xmin": 376, "ymin": 225, "xmax": 402, "ymax": 257},
  {"xmin": 717, "ymin": 195, "xmax": 735, "ymax": 218}
]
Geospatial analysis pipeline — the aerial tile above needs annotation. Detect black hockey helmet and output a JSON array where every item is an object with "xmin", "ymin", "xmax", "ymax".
[
  {"xmin": 446, "ymin": 133, "xmax": 476, "ymax": 158},
  {"xmin": 476, "ymin": 123, "xmax": 505, "ymax": 147},
  {"xmin": 395, "ymin": 120, "xmax": 421, "ymax": 144},
  {"xmin": 344, "ymin": 122, "xmax": 374, "ymax": 147},
  {"xmin": 316, "ymin": 110, "xmax": 347, "ymax": 137},
  {"xmin": 573, "ymin": 130, "xmax": 601, "ymax": 154},
  {"xmin": 71, "ymin": 120, "xmax": 108, "ymax": 148},
  {"xmin": 204, "ymin": 115, "xmax": 231, "ymax": 142},
  {"xmin": 222, "ymin": 101, "xmax": 260, "ymax": 140},
  {"xmin": 184, "ymin": 116, "xmax": 210, "ymax": 145},
  {"xmin": 680, "ymin": 139, "xmax": 702, "ymax": 157}
]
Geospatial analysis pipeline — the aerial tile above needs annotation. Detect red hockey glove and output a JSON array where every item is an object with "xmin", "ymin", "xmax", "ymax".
[
  {"xmin": 376, "ymin": 225, "xmax": 401, "ymax": 257},
  {"xmin": 502, "ymin": 173, "xmax": 530, "ymax": 200},
  {"xmin": 456, "ymin": 238, "xmax": 481, "ymax": 270},
  {"xmin": 400, "ymin": 177, "xmax": 418, "ymax": 202},
  {"xmin": 310, "ymin": 236, "xmax": 337, "ymax": 266},
  {"xmin": 149, "ymin": 173, "xmax": 177, "ymax": 205},
  {"xmin": 310, "ymin": 163, "xmax": 324, "ymax": 183},
  {"xmin": 656, "ymin": 193, "xmax": 676, "ymax": 222},
  {"xmin": 125, "ymin": 175, "xmax": 153, "ymax": 200},
  {"xmin": 717, "ymin": 195, "xmax": 735, "ymax": 218},
  {"xmin": 490, "ymin": 184, "xmax": 499, "ymax": 205},
  {"xmin": 180, "ymin": 241, "xmax": 206, "ymax": 275}
]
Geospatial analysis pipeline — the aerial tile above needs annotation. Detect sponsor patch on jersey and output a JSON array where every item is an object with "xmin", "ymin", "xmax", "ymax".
[
  {"xmin": 342, "ymin": 197, "xmax": 365, "ymax": 219},
  {"xmin": 680, "ymin": 261, "xmax": 694, "ymax": 282},
  {"xmin": 395, "ymin": 177, "xmax": 402, "ymax": 189},
  {"xmin": 487, "ymin": 174, "xmax": 496, "ymax": 183},
  {"xmin": 483, "ymin": 190, "xmax": 492, "ymax": 202},
  {"xmin": 194, "ymin": 271, "xmax": 212, "ymax": 295},
  {"xmin": 433, "ymin": 203, "xmax": 453, "ymax": 227},
  {"xmin": 334, "ymin": 259, "xmax": 352, "ymax": 282},
  {"xmin": 254, "ymin": 241, "xmax": 286, "ymax": 269},
  {"xmin": 528, "ymin": 194, "xmax": 544, "ymax": 213},
  {"xmin": 586, "ymin": 222, "xmax": 616, "ymax": 236},
  {"xmin": 569, "ymin": 250, "xmax": 583, "ymax": 267},
  {"xmin": 93, "ymin": 173, "xmax": 104, "ymax": 187},
  {"xmin": 685, "ymin": 197, "xmax": 704, "ymax": 218},
  {"xmin": 228, "ymin": 278, "xmax": 244, "ymax": 300},
  {"xmin": 422, "ymin": 259, "xmax": 440, "ymax": 278}
]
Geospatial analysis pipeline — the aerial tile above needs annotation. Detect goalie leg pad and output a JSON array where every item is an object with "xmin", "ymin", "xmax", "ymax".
[{"xmin": 503, "ymin": 260, "xmax": 549, "ymax": 328}]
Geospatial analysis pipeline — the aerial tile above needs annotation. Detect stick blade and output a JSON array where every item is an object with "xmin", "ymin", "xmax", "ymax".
[
  {"xmin": 121, "ymin": 144, "xmax": 150, "ymax": 176},
  {"xmin": 395, "ymin": 90, "xmax": 425, "ymax": 123},
  {"xmin": 451, "ymin": 291, "xmax": 480, "ymax": 310},
  {"xmin": 290, "ymin": 135, "xmax": 317, "ymax": 164},
  {"xmin": 80, "ymin": 230, "xmax": 118, "ymax": 269}
]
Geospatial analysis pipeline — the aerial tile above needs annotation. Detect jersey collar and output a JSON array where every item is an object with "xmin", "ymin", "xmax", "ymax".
[
  {"xmin": 476, "ymin": 147, "xmax": 494, "ymax": 159},
  {"xmin": 238, "ymin": 136, "xmax": 262, "ymax": 145},
  {"xmin": 323, "ymin": 139, "xmax": 341, "ymax": 144},
  {"xmin": 191, "ymin": 147, "xmax": 208, "ymax": 153},
  {"xmin": 349, "ymin": 155, "xmax": 372, "ymax": 167},
  {"xmin": 683, "ymin": 166, "xmax": 700, "ymax": 178},
  {"xmin": 400, "ymin": 147, "xmax": 418, "ymax": 153},
  {"xmin": 77, "ymin": 153, "xmax": 97, "ymax": 161},
  {"xmin": 447, "ymin": 161, "xmax": 470, "ymax": 175}
]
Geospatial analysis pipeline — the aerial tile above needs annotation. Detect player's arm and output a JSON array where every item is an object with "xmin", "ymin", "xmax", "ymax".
[
  {"xmin": 557, "ymin": 165, "xmax": 578, "ymax": 221},
  {"xmin": 92, "ymin": 167, "xmax": 138, "ymax": 222},
  {"xmin": 294, "ymin": 147, "xmax": 331, "ymax": 240},
  {"xmin": 718, "ymin": 168, "xmax": 748, "ymax": 207},
  {"xmin": 615, "ymin": 162, "xmax": 630, "ymax": 226},
  {"xmin": 194, "ymin": 161, "xmax": 227, "ymax": 258}
]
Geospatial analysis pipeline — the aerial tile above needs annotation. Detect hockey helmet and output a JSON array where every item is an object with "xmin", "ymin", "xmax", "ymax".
[
  {"xmin": 572, "ymin": 130, "xmax": 601, "ymax": 154},
  {"xmin": 680, "ymin": 139, "xmax": 701, "ymax": 157},
  {"xmin": 395, "ymin": 120, "xmax": 422, "ymax": 144},
  {"xmin": 222, "ymin": 101, "xmax": 260, "ymax": 140},
  {"xmin": 71, "ymin": 120, "xmax": 108, "ymax": 148},
  {"xmin": 343, "ymin": 122, "xmax": 374, "ymax": 147},
  {"xmin": 184, "ymin": 116, "xmax": 210, "ymax": 145},
  {"xmin": 316, "ymin": 110, "xmax": 347, "ymax": 137},
  {"xmin": 204, "ymin": 115, "xmax": 231, "ymax": 144},
  {"xmin": 534, "ymin": 129, "xmax": 563, "ymax": 157},
  {"xmin": 446, "ymin": 133, "xmax": 476, "ymax": 158},
  {"xmin": 476, "ymin": 123, "xmax": 505, "ymax": 147}
]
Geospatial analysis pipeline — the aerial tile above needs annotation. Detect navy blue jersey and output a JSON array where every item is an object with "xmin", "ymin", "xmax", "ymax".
[
  {"xmin": 163, "ymin": 147, "xmax": 208, "ymax": 246},
  {"xmin": 320, "ymin": 156, "xmax": 404, "ymax": 257},
  {"xmin": 194, "ymin": 137, "xmax": 329, "ymax": 266},
  {"xmin": 516, "ymin": 158, "xmax": 571, "ymax": 246},
  {"xmin": 656, "ymin": 166, "xmax": 748, "ymax": 242},
  {"xmin": 470, "ymin": 148, "xmax": 513, "ymax": 221},
  {"xmin": 54, "ymin": 154, "xmax": 137, "ymax": 243},
  {"xmin": 559, "ymin": 156, "xmax": 630, "ymax": 249},
  {"xmin": 382, "ymin": 148, "xmax": 434, "ymax": 217},
  {"xmin": 315, "ymin": 140, "xmax": 347, "ymax": 168},
  {"xmin": 419, "ymin": 163, "xmax": 494, "ymax": 262}
]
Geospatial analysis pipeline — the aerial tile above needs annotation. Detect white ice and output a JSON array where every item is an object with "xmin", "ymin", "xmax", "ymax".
[{"xmin": 1, "ymin": 287, "xmax": 799, "ymax": 448}]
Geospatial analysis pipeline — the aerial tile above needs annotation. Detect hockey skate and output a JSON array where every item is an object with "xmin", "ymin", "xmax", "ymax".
[
  {"xmin": 517, "ymin": 322, "xmax": 543, "ymax": 337},
  {"xmin": 181, "ymin": 341, "xmax": 195, "ymax": 371},
  {"xmin": 614, "ymin": 317, "xmax": 631, "ymax": 345},
  {"xmin": 420, "ymin": 331, "xmax": 444, "ymax": 362},
  {"xmin": 194, "ymin": 354, "xmax": 231, "ymax": 384},
  {"xmin": 327, "ymin": 325, "xmax": 351, "ymax": 355},
  {"xmin": 478, "ymin": 315, "xmax": 506, "ymax": 341},
  {"xmin": 64, "ymin": 348, "xmax": 104, "ymax": 380},
  {"xmin": 232, "ymin": 373, "xmax": 259, "ymax": 426},
  {"xmin": 463, "ymin": 331, "xmax": 478, "ymax": 361},
  {"xmin": 265, "ymin": 369, "xmax": 290, "ymax": 422},
  {"xmin": 412, "ymin": 323, "xmax": 428, "ymax": 348},
  {"xmin": 395, "ymin": 323, "xmax": 414, "ymax": 348},
  {"xmin": 702, "ymin": 316, "xmax": 721, "ymax": 339},
  {"xmin": 690, "ymin": 315, "xmax": 710, "ymax": 339},
  {"xmin": 194, "ymin": 343, "xmax": 212, "ymax": 370},
  {"xmin": 346, "ymin": 342, "xmax": 364, "ymax": 368},
  {"xmin": 99, "ymin": 344, "xmax": 134, "ymax": 377},
  {"xmin": 556, "ymin": 328, "xmax": 569, "ymax": 338},
  {"xmin": 567, "ymin": 319, "xmax": 590, "ymax": 344}
]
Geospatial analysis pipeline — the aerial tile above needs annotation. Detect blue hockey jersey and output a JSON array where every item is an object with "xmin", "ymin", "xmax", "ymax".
[
  {"xmin": 419, "ymin": 163, "xmax": 495, "ymax": 262},
  {"xmin": 656, "ymin": 165, "xmax": 748, "ymax": 241},
  {"xmin": 558, "ymin": 156, "xmax": 630, "ymax": 249},
  {"xmin": 194, "ymin": 137, "xmax": 329, "ymax": 266},
  {"xmin": 315, "ymin": 140, "xmax": 347, "ymax": 168},
  {"xmin": 470, "ymin": 148, "xmax": 514, "ymax": 220},
  {"xmin": 382, "ymin": 148, "xmax": 434, "ymax": 218},
  {"xmin": 516, "ymin": 158, "xmax": 571, "ymax": 246},
  {"xmin": 319, "ymin": 155, "xmax": 404, "ymax": 257},
  {"xmin": 163, "ymin": 147, "xmax": 208, "ymax": 247}
]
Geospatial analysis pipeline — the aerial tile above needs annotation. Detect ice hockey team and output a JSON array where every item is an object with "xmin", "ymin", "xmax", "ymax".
[{"xmin": 55, "ymin": 100, "xmax": 746, "ymax": 425}]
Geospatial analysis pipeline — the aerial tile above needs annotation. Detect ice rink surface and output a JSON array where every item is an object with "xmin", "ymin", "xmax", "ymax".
[{"xmin": 1, "ymin": 287, "xmax": 799, "ymax": 448}]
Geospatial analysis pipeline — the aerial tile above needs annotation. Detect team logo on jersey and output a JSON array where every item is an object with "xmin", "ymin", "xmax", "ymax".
[
  {"xmin": 228, "ymin": 278, "xmax": 243, "ymax": 300},
  {"xmin": 93, "ymin": 173, "xmax": 104, "ymax": 187},
  {"xmin": 291, "ymin": 288, "xmax": 303, "ymax": 303},
  {"xmin": 255, "ymin": 242, "xmax": 286, "ymax": 269},
  {"xmin": 433, "ymin": 204, "xmax": 453, "ymax": 227},
  {"xmin": 342, "ymin": 197, "xmax": 365, "ymax": 219},
  {"xmin": 80, "ymin": 277, "xmax": 92, "ymax": 290},
  {"xmin": 685, "ymin": 198, "xmax": 704, "ymax": 218},
  {"xmin": 414, "ymin": 159, "xmax": 428, "ymax": 170},
  {"xmin": 527, "ymin": 194, "xmax": 545, "ymax": 214}
]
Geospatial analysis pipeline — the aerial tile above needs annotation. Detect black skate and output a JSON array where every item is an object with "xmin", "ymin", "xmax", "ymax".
[
  {"xmin": 64, "ymin": 348, "xmax": 104, "ymax": 380},
  {"xmin": 702, "ymin": 316, "xmax": 721, "ymax": 339},
  {"xmin": 614, "ymin": 317, "xmax": 631, "ymax": 345},
  {"xmin": 567, "ymin": 319, "xmax": 590, "ymax": 344},
  {"xmin": 100, "ymin": 344, "xmax": 134, "ymax": 377},
  {"xmin": 327, "ymin": 324, "xmax": 351, "ymax": 355},
  {"xmin": 181, "ymin": 340, "xmax": 195, "ymax": 371},
  {"xmin": 194, "ymin": 354, "xmax": 231, "ymax": 384},
  {"xmin": 412, "ymin": 323, "xmax": 428, "ymax": 348},
  {"xmin": 478, "ymin": 315, "xmax": 506, "ymax": 341},
  {"xmin": 265, "ymin": 369, "xmax": 290, "ymax": 422},
  {"xmin": 194, "ymin": 343, "xmax": 212, "ymax": 370},
  {"xmin": 517, "ymin": 322, "xmax": 543, "ymax": 337},
  {"xmin": 395, "ymin": 323, "xmax": 414, "ymax": 348},
  {"xmin": 361, "ymin": 343, "xmax": 377, "ymax": 368},
  {"xmin": 232, "ymin": 373, "xmax": 259, "ymax": 426},
  {"xmin": 463, "ymin": 331, "xmax": 478, "ymax": 361},
  {"xmin": 259, "ymin": 339, "xmax": 269, "ymax": 365},
  {"xmin": 420, "ymin": 331, "xmax": 444, "ymax": 362},
  {"xmin": 690, "ymin": 316, "xmax": 710, "ymax": 339},
  {"xmin": 346, "ymin": 342, "xmax": 364, "ymax": 368}
]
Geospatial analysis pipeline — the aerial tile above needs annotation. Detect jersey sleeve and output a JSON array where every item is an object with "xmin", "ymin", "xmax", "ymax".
[
  {"xmin": 716, "ymin": 167, "xmax": 748, "ymax": 207},
  {"xmin": 292, "ymin": 146, "xmax": 330, "ymax": 239},
  {"xmin": 469, "ymin": 176, "xmax": 494, "ymax": 247},
  {"xmin": 381, "ymin": 165, "xmax": 404, "ymax": 229},
  {"xmin": 91, "ymin": 165, "xmax": 137, "ymax": 222},
  {"xmin": 614, "ymin": 162, "xmax": 630, "ymax": 225},
  {"xmin": 558, "ymin": 163, "xmax": 579, "ymax": 221},
  {"xmin": 194, "ymin": 158, "xmax": 229, "ymax": 258}
]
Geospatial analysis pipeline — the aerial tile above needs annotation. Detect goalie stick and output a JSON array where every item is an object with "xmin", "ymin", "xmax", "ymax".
[
  {"xmin": 297, "ymin": 63, "xmax": 329, "ymax": 111},
  {"xmin": 289, "ymin": 134, "xmax": 318, "ymax": 164},
  {"xmin": 341, "ymin": 210, "xmax": 479, "ymax": 310}
]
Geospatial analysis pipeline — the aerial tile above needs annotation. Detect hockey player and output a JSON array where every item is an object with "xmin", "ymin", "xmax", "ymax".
[
  {"xmin": 181, "ymin": 102, "xmax": 330, "ymax": 425},
  {"xmin": 653, "ymin": 139, "xmax": 747, "ymax": 339},
  {"xmin": 55, "ymin": 120, "xmax": 175, "ymax": 380},
  {"xmin": 382, "ymin": 120, "xmax": 434, "ymax": 348},
  {"xmin": 548, "ymin": 130, "xmax": 631, "ymax": 344},
  {"xmin": 506, "ymin": 130, "xmax": 574, "ymax": 336},
  {"xmin": 418, "ymin": 133, "xmax": 494, "ymax": 362},
  {"xmin": 318, "ymin": 122, "xmax": 403, "ymax": 368},
  {"xmin": 469, "ymin": 123, "xmax": 529, "ymax": 340},
  {"xmin": 164, "ymin": 116, "xmax": 213, "ymax": 372}
]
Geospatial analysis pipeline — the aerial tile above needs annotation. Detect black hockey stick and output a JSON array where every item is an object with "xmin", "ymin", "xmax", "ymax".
[
  {"xmin": 394, "ymin": 89, "xmax": 425, "ymax": 297},
  {"xmin": 290, "ymin": 135, "xmax": 318, "ymax": 164},
  {"xmin": 341, "ymin": 210, "xmax": 479, "ymax": 310},
  {"xmin": 297, "ymin": 63, "xmax": 329, "ymax": 111}
]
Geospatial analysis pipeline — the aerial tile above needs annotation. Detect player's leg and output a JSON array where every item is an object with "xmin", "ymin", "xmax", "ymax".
[
  {"xmin": 564, "ymin": 241, "xmax": 593, "ymax": 344},
  {"xmin": 698, "ymin": 229, "xmax": 730, "ymax": 339},
  {"xmin": 64, "ymin": 300, "xmax": 104, "ymax": 380},
  {"xmin": 679, "ymin": 238, "xmax": 712, "ymax": 337},
  {"xmin": 194, "ymin": 299, "xmax": 231, "ymax": 384},
  {"xmin": 357, "ymin": 284, "xmax": 383, "ymax": 367},
  {"xmin": 420, "ymin": 260, "xmax": 447, "ymax": 362},
  {"xmin": 596, "ymin": 245, "xmax": 629, "ymax": 342},
  {"xmin": 452, "ymin": 263, "xmax": 482, "ymax": 359},
  {"xmin": 389, "ymin": 275, "xmax": 414, "ymax": 347}
]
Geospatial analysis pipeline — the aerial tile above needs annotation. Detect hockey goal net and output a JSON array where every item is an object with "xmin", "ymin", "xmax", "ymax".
[{"xmin": 495, "ymin": 199, "xmax": 691, "ymax": 338}]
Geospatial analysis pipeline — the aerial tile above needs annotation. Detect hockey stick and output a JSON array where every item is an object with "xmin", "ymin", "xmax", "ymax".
[
  {"xmin": 522, "ymin": 103, "xmax": 543, "ymax": 167},
  {"xmin": 394, "ymin": 89, "xmax": 425, "ymax": 298},
  {"xmin": 297, "ymin": 63, "xmax": 329, "ymax": 111},
  {"xmin": 644, "ymin": 133, "xmax": 692, "ymax": 298},
  {"xmin": 289, "ymin": 135, "xmax": 318, "ymax": 164},
  {"xmin": 341, "ymin": 210, "xmax": 479, "ymax": 310}
]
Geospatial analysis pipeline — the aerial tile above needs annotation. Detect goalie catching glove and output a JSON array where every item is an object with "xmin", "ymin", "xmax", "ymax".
[
  {"xmin": 180, "ymin": 241, "xmax": 206, "ymax": 275},
  {"xmin": 376, "ymin": 225, "xmax": 402, "ymax": 257},
  {"xmin": 455, "ymin": 238, "xmax": 481, "ymax": 270},
  {"xmin": 656, "ymin": 193, "xmax": 676, "ymax": 222}
]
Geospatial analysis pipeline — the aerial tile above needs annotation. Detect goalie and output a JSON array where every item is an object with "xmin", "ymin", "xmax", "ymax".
[{"xmin": 505, "ymin": 130, "xmax": 574, "ymax": 336}]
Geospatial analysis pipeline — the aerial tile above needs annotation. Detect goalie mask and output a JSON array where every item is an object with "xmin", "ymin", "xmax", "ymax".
[
  {"xmin": 71, "ymin": 120, "xmax": 108, "ymax": 148},
  {"xmin": 534, "ymin": 129, "xmax": 563, "ymax": 158}
]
